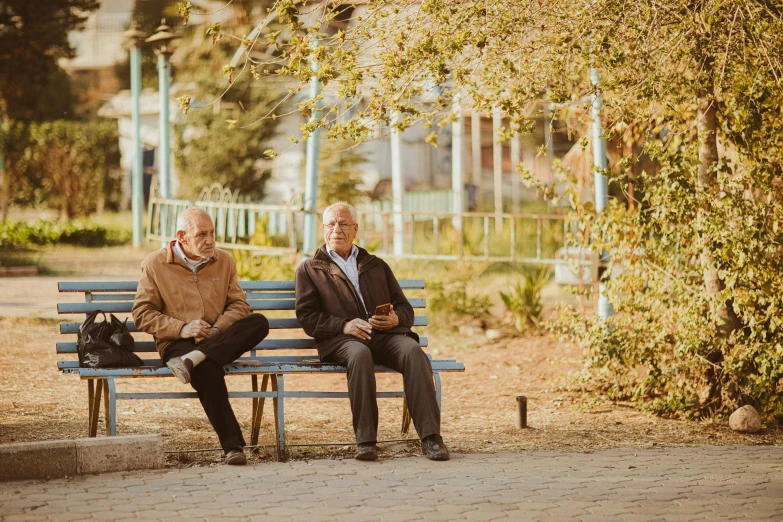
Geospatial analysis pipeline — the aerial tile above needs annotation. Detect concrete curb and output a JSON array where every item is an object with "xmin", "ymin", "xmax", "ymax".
[{"xmin": 0, "ymin": 434, "xmax": 164, "ymax": 481}]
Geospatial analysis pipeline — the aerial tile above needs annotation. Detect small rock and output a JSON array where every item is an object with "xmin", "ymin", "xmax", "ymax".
[
  {"xmin": 729, "ymin": 405, "xmax": 762, "ymax": 433},
  {"xmin": 485, "ymin": 329, "xmax": 503, "ymax": 340},
  {"xmin": 458, "ymin": 324, "xmax": 483, "ymax": 336}
]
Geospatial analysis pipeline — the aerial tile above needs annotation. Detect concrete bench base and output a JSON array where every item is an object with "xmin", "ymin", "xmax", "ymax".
[{"xmin": 0, "ymin": 434, "xmax": 163, "ymax": 482}]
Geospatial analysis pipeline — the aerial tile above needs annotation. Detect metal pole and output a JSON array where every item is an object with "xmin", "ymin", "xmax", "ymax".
[
  {"xmin": 390, "ymin": 111, "xmax": 404, "ymax": 256},
  {"xmin": 492, "ymin": 106, "xmax": 503, "ymax": 234},
  {"xmin": 471, "ymin": 107, "xmax": 481, "ymax": 207},
  {"xmin": 302, "ymin": 38, "xmax": 321, "ymax": 254},
  {"xmin": 451, "ymin": 94, "xmax": 463, "ymax": 233},
  {"xmin": 130, "ymin": 44, "xmax": 144, "ymax": 248},
  {"xmin": 510, "ymin": 133, "xmax": 520, "ymax": 214},
  {"xmin": 157, "ymin": 54, "xmax": 171, "ymax": 247},
  {"xmin": 591, "ymin": 67, "xmax": 612, "ymax": 320},
  {"xmin": 516, "ymin": 396, "xmax": 527, "ymax": 429},
  {"xmin": 157, "ymin": 55, "xmax": 171, "ymax": 199}
]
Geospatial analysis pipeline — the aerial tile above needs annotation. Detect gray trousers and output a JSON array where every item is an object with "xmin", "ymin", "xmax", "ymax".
[{"xmin": 323, "ymin": 333, "xmax": 440, "ymax": 444}]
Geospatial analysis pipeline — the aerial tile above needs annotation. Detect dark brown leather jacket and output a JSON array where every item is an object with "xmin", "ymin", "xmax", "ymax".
[{"xmin": 295, "ymin": 245, "xmax": 417, "ymax": 359}]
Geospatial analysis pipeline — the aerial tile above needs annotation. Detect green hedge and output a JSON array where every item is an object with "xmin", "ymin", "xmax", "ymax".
[
  {"xmin": 2, "ymin": 120, "xmax": 121, "ymax": 218},
  {"xmin": 0, "ymin": 220, "xmax": 131, "ymax": 250}
]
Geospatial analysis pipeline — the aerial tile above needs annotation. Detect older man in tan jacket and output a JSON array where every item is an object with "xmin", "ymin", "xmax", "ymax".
[{"xmin": 132, "ymin": 207, "xmax": 269, "ymax": 465}]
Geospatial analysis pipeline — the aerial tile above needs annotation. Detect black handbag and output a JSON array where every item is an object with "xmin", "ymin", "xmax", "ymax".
[{"xmin": 77, "ymin": 310, "xmax": 143, "ymax": 368}]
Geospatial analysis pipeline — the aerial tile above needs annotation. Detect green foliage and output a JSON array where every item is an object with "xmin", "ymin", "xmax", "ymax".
[
  {"xmin": 494, "ymin": 264, "xmax": 551, "ymax": 333},
  {"xmin": 232, "ymin": 250, "xmax": 295, "ymax": 280},
  {"xmin": 172, "ymin": 29, "xmax": 281, "ymax": 199},
  {"xmin": 1, "ymin": 120, "xmax": 122, "ymax": 218},
  {"xmin": 191, "ymin": 0, "xmax": 783, "ymax": 420},
  {"xmin": 428, "ymin": 265, "xmax": 491, "ymax": 320},
  {"xmin": 317, "ymin": 139, "xmax": 369, "ymax": 208},
  {"xmin": 0, "ymin": 220, "xmax": 131, "ymax": 250},
  {"xmin": 0, "ymin": 0, "xmax": 97, "ymax": 121}
]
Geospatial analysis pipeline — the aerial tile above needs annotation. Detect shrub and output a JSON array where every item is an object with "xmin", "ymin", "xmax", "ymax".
[
  {"xmin": 0, "ymin": 220, "xmax": 130, "ymax": 250},
  {"xmin": 498, "ymin": 265, "xmax": 551, "ymax": 333}
]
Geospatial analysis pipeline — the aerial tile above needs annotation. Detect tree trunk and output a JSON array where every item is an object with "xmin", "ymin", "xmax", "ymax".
[{"xmin": 696, "ymin": 72, "xmax": 738, "ymax": 339}]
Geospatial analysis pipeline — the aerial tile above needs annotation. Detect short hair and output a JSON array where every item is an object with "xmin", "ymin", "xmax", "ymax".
[
  {"xmin": 322, "ymin": 201, "xmax": 358, "ymax": 224},
  {"xmin": 176, "ymin": 207, "xmax": 211, "ymax": 234}
]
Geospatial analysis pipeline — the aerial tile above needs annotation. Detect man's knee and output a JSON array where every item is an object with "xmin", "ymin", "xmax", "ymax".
[
  {"xmin": 246, "ymin": 313, "xmax": 269, "ymax": 337},
  {"xmin": 397, "ymin": 337, "xmax": 429, "ymax": 366},
  {"xmin": 343, "ymin": 343, "xmax": 374, "ymax": 373}
]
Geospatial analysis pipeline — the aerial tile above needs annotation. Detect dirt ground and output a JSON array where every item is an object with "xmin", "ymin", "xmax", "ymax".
[{"xmin": 0, "ymin": 245, "xmax": 780, "ymax": 467}]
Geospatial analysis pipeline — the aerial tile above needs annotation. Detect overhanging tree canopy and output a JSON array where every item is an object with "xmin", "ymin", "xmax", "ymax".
[{"xmin": 179, "ymin": 0, "xmax": 783, "ymax": 419}]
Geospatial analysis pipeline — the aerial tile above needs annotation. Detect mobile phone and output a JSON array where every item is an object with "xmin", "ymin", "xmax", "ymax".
[{"xmin": 374, "ymin": 303, "xmax": 391, "ymax": 316}]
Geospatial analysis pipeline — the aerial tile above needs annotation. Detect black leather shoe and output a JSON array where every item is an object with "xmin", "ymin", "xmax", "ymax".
[
  {"xmin": 355, "ymin": 442, "xmax": 379, "ymax": 461},
  {"xmin": 225, "ymin": 448, "xmax": 247, "ymax": 465},
  {"xmin": 422, "ymin": 435, "xmax": 450, "ymax": 461}
]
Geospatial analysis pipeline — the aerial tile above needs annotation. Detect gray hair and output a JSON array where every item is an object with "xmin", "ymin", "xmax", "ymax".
[
  {"xmin": 322, "ymin": 201, "xmax": 358, "ymax": 223},
  {"xmin": 176, "ymin": 207, "xmax": 211, "ymax": 234}
]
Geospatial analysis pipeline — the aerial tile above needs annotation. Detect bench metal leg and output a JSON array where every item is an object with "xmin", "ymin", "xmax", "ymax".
[
  {"xmin": 87, "ymin": 379, "xmax": 94, "ymax": 435},
  {"xmin": 102, "ymin": 379, "xmax": 111, "ymax": 436},
  {"xmin": 400, "ymin": 397, "xmax": 412, "ymax": 436},
  {"xmin": 251, "ymin": 375, "xmax": 258, "ymax": 436},
  {"xmin": 250, "ymin": 374, "xmax": 269, "ymax": 446},
  {"xmin": 106, "ymin": 378, "xmax": 117, "ymax": 436},
  {"xmin": 88, "ymin": 379, "xmax": 102, "ymax": 437},
  {"xmin": 434, "ymin": 372, "xmax": 442, "ymax": 411},
  {"xmin": 271, "ymin": 374, "xmax": 285, "ymax": 462}
]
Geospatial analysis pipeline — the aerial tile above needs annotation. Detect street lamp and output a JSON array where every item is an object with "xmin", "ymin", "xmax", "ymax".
[
  {"xmin": 146, "ymin": 20, "xmax": 180, "ymax": 244},
  {"xmin": 146, "ymin": 20, "xmax": 180, "ymax": 202},
  {"xmin": 124, "ymin": 22, "xmax": 146, "ymax": 248}
]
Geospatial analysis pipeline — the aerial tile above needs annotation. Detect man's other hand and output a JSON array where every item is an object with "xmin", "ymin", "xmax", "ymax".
[
  {"xmin": 181, "ymin": 319, "xmax": 212, "ymax": 339},
  {"xmin": 343, "ymin": 318, "xmax": 373, "ymax": 340},
  {"xmin": 369, "ymin": 305, "xmax": 399, "ymax": 331}
]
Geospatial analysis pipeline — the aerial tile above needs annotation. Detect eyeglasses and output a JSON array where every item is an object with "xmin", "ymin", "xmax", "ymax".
[{"xmin": 323, "ymin": 222, "xmax": 355, "ymax": 232}]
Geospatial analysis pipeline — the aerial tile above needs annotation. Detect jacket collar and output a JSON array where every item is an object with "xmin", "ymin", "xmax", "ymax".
[
  {"xmin": 312, "ymin": 244, "xmax": 377, "ymax": 273},
  {"xmin": 165, "ymin": 240, "xmax": 218, "ymax": 268}
]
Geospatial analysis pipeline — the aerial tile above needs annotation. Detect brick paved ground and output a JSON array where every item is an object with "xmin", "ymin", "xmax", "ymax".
[{"xmin": 1, "ymin": 445, "xmax": 781, "ymax": 521}]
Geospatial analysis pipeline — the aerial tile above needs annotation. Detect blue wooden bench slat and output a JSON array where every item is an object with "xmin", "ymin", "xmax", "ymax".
[
  {"xmin": 58, "ymin": 280, "xmax": 425, "ymax": 292},
  {"xmin": 57, "ymin": 278, "xmax": 459, "ymax": 461},
  {"xmin": 57, "ymin": 298, "xmax": 427, "ymax": 314},
  {"xmin": 57, "ymin": 336, "xmax": 429, "ymax": 353},
  {"xmin": 59, "ymin": 316, "xmax": 429, "ymax": 334},
  {"xmin": 64, "ymin": 361, "xmax": 466, "ymax": 376}
]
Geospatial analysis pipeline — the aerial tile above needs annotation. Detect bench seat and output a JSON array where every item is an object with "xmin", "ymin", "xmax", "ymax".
[{"xmin": 57, "ymin": 280, "xmax": 464, "ymax": 461}]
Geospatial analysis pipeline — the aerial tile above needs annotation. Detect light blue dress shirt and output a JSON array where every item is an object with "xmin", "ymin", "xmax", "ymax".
[{"xmin": 326, "ymin": 244, "xmax": 367, "ymax": 314}]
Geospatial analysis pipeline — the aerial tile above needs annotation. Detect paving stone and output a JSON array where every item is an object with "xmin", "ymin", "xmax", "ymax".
[{"xmin": 0, "ymin": 446, "xmax": 780, "ymax": 520}]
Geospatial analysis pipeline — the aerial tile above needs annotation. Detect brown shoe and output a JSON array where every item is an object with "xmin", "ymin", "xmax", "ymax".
[
  {"xmin": 422, "ymin": 435, "xmax": 450, "ymax": 461},
  {"xmin": 225, "ymin": 448, "xmax": 247, "ymax": 465},
  {"xmin": 166, "ymin": 357, "xmax": 193, "ymax": 384},
  {"xmin": 355, "ymin": 442, "xmax": 378, "ymax": 461}
]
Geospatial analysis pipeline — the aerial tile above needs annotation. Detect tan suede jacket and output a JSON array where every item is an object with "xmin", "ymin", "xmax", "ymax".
[{"xmin": 132, "ymin": 241, "xmax": 250, "ymax": 356}]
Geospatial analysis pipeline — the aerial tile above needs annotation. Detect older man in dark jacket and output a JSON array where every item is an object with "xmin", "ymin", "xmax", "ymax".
[{"xmin": 295, "ymin": 202, "xmax": 449, "ymax": 461}]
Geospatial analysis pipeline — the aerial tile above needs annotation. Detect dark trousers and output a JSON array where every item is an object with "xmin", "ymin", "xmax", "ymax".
[
  {"xmin": 162, "ymin": 314, "xmax": 269, "ymax": 453},
  {"xmin": 323, "ymin": 333, "xmax": 440, "ymax": 444}
]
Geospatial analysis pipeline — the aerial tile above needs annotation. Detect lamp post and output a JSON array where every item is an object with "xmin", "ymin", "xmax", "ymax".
[
  {"xmin": 146, "ymin": 21, "xmax": 180, "ymax": 245},
  {"xmin": 591, "ymin": 67, "xmax": 612, "ymax": 320},
  {"xmin": 124, "ymin": 22, "xmax": 146, "ymax": 248},
  {"xmin": 302, "ymin": 36, "xmax": 321, "ymax": 254}
]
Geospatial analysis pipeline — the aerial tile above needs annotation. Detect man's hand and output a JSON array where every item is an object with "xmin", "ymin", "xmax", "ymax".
[
  {"xmin": 197, "ymin": 326, "xmax": 221, "ymax": 344},
  {"xmin": 343, "ymin": 318, "xmax": 373, "ymax": 340},
  {"xmin": 181, "ymin": 319, "xmax": 212, "ymax": 340},
  {"xmin": 369, "ymin": 305, "xmax": 399, "ymax": 331}
]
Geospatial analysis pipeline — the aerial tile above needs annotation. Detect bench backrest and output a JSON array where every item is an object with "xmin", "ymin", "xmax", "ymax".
[{"xmin": 57, "ymin": 280, "xmax": 428, "ymax": 372}]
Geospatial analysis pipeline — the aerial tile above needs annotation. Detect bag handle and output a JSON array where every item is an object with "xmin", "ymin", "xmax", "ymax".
[{"xmin": 80, "ymin": 309, "xmax": 108, "ymax": 333}]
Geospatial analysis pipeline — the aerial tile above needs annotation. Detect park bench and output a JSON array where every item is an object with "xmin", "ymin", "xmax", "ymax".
[{"xmin": 57, "ymin": 280, "xmax": 465, "ymax": 461}]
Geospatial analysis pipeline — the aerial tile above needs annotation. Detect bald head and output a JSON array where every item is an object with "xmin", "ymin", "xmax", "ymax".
[
  {"xmin": 176, "ymin": 207, "xmax": 216, "ymax": 260},
  {"xmin": 177, "ymin": 207, "xmax": 211, "ymax": 234}
]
